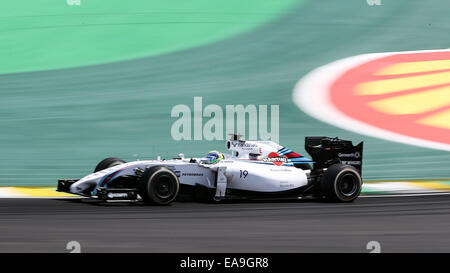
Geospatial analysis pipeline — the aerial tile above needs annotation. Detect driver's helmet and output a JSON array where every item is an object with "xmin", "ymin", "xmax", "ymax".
[{"xmin": 204, "ymin": 151, "xmax": 224, "ymax": 164}]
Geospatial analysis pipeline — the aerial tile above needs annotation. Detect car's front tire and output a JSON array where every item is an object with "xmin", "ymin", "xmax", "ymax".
[
  {"xmin": 320, "ymin": 164, "xmax": 362, "ymax": 202},
  {"xmin": 94, "ymin": 157, "xmax": 126, "ymax": 172},
  {"xmin": 139, "ymin": 166, "xmax": 180, "ymax": 205}
]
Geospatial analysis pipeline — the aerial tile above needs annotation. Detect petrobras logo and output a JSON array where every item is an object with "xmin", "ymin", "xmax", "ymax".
[
  {"xmin": 107, "ymin": 192, "xmax": 128, "ymax": 199},
  {"xmin": 181, "ymin": 173, "xmax": 204, "ymax": 176},
  {"xmin": 294, "ymin": 49, "xmax": 450, "ymax": 152},
  {"xmin": 262, "ymin": 152, "xmax": 288, "ymax": 166}
]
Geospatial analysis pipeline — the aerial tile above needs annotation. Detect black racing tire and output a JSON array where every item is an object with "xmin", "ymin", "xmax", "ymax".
[
  {"xmin": 320, "ymin": 164, "xmax": 362, "ymax": 202},
  {"xmin": 139, "ymin": 166, "xmax": 180, "ymax": 205},
  {"xmin": 94, "ymin": 157, "xmax": 126, "ymax": 173}
]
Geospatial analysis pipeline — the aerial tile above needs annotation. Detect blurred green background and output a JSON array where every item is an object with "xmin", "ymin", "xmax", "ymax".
[{"xmin": 0, "ymin": 0, "xmax": 449, "ymax": 185}]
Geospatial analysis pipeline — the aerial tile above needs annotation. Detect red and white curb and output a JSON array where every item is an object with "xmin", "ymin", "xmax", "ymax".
[
  {"xmin": 362, "ymin": 180, "xmax": 450, "ymax": 195},
  {"xmin": 293, "ymin": 49, "xmax": 450, "ymax": 151}
]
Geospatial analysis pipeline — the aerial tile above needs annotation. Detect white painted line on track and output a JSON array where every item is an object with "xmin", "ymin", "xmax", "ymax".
[
  {"xmin": 1, "ymin": 192, "xmax": 450, "ymax": 199},
  {"xmin": 0, "ymin": 196, "xmax": 82, "ymax": 199},
  {"xmin": 360, "ymin": 192, "xmax": 450, "ymax": 198}
]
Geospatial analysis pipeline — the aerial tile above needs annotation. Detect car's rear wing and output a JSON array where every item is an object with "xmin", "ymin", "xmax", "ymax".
[{"xmin": 305, "ymin": 137, "xmax": 363, "ymax": 174}]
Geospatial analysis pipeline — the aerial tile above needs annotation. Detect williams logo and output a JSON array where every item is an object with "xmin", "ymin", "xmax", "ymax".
[{"xmin": 262, "ymin": 152, "xmax": 288, "ymax": 166}]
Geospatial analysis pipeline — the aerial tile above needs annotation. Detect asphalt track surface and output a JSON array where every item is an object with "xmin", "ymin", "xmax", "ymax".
[
  {"xmin": 1, "ymin": 195, "xmax": 450, "ymax": 252},
  {"xmin": 1, "ymin": 1, "xmax": 449, "ymax": 254}
]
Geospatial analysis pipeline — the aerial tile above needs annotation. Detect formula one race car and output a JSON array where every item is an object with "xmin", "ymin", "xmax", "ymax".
[{"xmin": 57, "ymin": 135, "xmax": 364, "ymax": 204}]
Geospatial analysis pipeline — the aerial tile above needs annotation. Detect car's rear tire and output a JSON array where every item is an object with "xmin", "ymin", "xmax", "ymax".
[
  {"xmin": 139, "ymin": 166, "xmax": 180, "ymax": 205},
  {"xmin": 94, "ymin": 157, "xmax": 126, "ymax": 172},
  {"xmin": 320, "ymin": 164, "xmax": 362, "ymax": 202}
]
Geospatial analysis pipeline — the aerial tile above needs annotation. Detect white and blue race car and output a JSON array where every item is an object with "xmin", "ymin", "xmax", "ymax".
[{"xmin": 57, "ymin": 135, "xmax": 364, "ymax": 204}]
